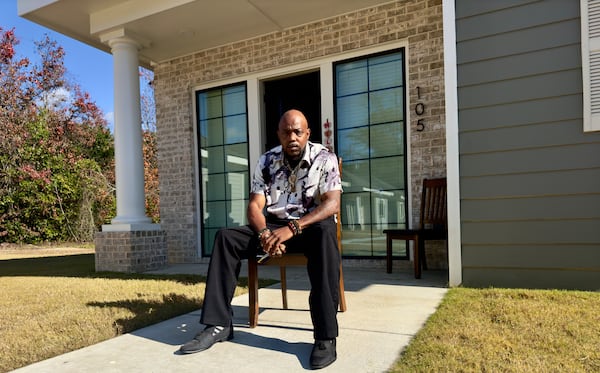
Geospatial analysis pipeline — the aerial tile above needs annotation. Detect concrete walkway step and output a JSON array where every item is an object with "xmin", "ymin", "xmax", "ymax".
[{"xmin": 12, "ymin": 265, "xmax": 447, "ymax": 373}]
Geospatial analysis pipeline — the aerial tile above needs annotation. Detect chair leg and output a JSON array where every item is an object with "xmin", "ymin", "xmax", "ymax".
[
  {"xmin": 419, "ymin": 237, "xmax": 427, "ymax": 270},
  {"xmin": 413, "ymin": 238, "xmax": 421, "ymax": 279},
  {"xmin": 386, "ymin": 234, "xmax": 393, "ymax": 273},
  {"xmin": 338, "ymin": 262, "xmax": 347, "ymax": 312},
  {"xmin": 280, "ymin": 266, "xmax": 288, "ymax": 309},
  {"xmin": 248, "ymin": 257, "xmax": 259, "ymax": 328}
]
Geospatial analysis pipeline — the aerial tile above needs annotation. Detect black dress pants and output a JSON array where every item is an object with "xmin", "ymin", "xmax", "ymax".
[{"xmin": 200, "ymin": 217, "xmax": 340, "ymax": 340}]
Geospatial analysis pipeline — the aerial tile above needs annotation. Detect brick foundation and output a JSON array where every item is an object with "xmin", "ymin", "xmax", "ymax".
[{"xmin": 95, "ymin": 230, "xmax": 167, "ymax": 272}]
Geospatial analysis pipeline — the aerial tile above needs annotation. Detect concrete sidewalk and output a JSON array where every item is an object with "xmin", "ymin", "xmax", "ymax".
[{"xmin": 12, "ymin": 263, "xmax": 448, "ymax": 373}]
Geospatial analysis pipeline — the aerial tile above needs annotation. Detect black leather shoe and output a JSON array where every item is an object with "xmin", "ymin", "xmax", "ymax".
[
  {"xmin": 179, "ymin": 325, "xmax": 233, "ymax": 354},
  {"xmin": 310, "ymin": 339, "xmax": 336, "ymax": 369}
]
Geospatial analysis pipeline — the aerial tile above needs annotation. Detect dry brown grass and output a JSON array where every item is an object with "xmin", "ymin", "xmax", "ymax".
[
  {"xmin": 0, "ymin": 242, "xmax": 94, "ymax": 259},
  {"xmin": 0, "ymin": 245, "xmax": 269, "ymax": 372},
  {"xmin": 391, "ymin": 287, "xmax": 600, "ymax": 373}
]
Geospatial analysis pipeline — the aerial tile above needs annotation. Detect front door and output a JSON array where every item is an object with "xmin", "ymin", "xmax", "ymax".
[{"xmin": 263, "ymin": 71, "xmax": 321, "ymax": 151}]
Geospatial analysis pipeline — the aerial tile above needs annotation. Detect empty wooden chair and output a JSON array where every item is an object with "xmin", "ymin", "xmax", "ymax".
[{"xmin": 383, "ymin": 177, "xmax": 447, "ymax": 279}]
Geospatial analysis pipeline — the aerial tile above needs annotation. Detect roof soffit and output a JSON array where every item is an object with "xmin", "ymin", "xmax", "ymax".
[{"xmin": 18, "ymin": 0, "xmax": 395, "ymax": 66}]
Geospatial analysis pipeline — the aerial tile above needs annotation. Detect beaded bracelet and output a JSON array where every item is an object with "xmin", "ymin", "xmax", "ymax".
[
  {"xmin": 292, "ymin": 219, "xmax": 302, "ymax": 235},
  {"xmin": 287, "ymin": 219, "xmax": 302, "ymax": 236},
  {"xmin": 257, "ymin": 227, "xmax": 271, "ymax": 240}
]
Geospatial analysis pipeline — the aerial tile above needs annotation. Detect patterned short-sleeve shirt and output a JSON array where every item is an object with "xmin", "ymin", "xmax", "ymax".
[{"xmin": 250, "ymin": 141, "xmax": 342, "ymax": 219}]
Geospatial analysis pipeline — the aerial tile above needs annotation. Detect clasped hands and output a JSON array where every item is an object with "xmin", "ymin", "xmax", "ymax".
[{"xmin": 259, "ymin": 226, "xmax": 294, "ymax": 257}]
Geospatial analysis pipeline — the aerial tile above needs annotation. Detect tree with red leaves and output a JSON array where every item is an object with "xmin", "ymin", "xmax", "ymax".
[
  {"xmin": 140, "ymin": 67, "xmax": 159, "ymax": 223},
  {"xmin": 0, "ymin": 28, "xmax": 115, "ymax": 242}
]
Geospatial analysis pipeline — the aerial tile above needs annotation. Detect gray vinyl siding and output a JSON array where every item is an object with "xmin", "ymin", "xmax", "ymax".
[{"xmin": 455, "ymin": 0, "xmax": 600, "ymax": 290}]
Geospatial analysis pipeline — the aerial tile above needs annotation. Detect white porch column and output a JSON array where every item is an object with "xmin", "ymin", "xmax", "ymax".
[
  {"xmin": 94, "ymin": 31, "xmax": 165, "ymax": 273},
  {"xmin": 101, "ymin": 32, "xmax": 153, "ymax": 230}
]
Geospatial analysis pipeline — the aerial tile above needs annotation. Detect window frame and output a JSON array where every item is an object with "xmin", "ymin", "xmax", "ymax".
[
  {"xmin": 333, "ymin": 48, "xmax": 409, "ymax": 258},
  {"xmin": 195, "ymin": 82, "xmax": 250, "ymax": 257}
]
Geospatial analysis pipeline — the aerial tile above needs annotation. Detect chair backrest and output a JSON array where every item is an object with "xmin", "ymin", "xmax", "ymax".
[
  {"xmin": 336, "ymin": 157, "xmax": 342, "ymax": 251},
  {"xmin": 419, "ymin": 177, "xmax": 447, "ymax": 230}
]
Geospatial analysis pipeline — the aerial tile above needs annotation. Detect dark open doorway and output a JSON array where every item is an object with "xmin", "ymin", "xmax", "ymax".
[{"xmin": 263, "ymin": 71, "xmax": 321, "ymax": 151}]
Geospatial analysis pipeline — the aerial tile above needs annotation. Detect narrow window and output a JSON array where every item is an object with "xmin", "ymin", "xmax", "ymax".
[
  {"xmin": 334, "ymin": 49, "xmax": 408, "ymax": 257},
  {"xmin": 196, "ymin": 84, "xmax": 249, "ymax": 256}
]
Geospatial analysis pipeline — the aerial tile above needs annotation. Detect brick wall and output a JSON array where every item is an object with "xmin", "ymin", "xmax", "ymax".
[
  {"xmin": 95, "ymin": 230, "xmax": 167, "ymax": 272},
  {"xmin": 154, "ymin": 0, "xmax": 446, "ymax": 265}
]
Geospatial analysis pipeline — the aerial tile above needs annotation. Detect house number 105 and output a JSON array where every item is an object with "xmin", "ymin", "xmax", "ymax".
[{"xmin": 415, "ymin": 86, "xmax": 425, "ymax": 132}]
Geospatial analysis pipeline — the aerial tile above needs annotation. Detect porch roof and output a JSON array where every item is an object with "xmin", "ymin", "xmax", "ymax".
[{"xmin": 18, "ymin": 0, "xmax": 394, "ymax": 67}]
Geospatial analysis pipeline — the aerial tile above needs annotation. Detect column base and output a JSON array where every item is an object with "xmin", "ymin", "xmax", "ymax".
[{"xmin": 95, "ymin": 227, "xmax": 167, "ymax": 273}]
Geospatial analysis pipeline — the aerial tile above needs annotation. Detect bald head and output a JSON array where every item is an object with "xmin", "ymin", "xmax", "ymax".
[
  {"xmin": 277, "ymin": 109, "xmax": 311, "ymax": 160},
  {"xmin": 278, "ymin": 109, "xmax": 307, "ymax": 129}
]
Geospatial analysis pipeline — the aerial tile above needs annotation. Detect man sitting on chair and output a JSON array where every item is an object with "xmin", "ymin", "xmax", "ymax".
[{"xmin": 179, "ymin": 109, "xmax": 343, "ymax": 370}]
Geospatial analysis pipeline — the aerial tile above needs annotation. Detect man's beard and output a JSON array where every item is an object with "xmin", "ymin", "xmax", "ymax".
[{"xmin": 285, "ymin": 144, "xmax": 306, "ymax": 165}]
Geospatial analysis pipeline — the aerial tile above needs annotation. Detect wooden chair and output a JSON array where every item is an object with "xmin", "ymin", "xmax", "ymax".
[
  {"xmin": 383, "ymin": 177, "xmax": 447, "ymax": 279},
  {"xmin": 247, "ymin": 159, "xmax": 347, "ymax": 328}
]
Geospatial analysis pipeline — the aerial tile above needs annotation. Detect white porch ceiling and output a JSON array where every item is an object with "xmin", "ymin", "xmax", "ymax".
[{"xmin": 18, "ymin": 0, "xmax": 394, "ymax": 66}]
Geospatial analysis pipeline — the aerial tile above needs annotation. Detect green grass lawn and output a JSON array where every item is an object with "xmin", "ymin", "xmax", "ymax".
[
  {"xmin": 2, "ymin": 246, "xmax": 599, "ymax": 373},
  {"xmin": 0, "ymin": 247, "xmax": 272, "ymax": 373},
  {"xmin": 391, "ymin": 287, "xmax": 600, "ymax": 372}
]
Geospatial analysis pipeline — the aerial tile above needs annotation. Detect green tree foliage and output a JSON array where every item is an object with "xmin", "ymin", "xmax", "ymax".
[
  {"xmin": 0, "ymin": 28, "xmax": 115, "ymax": 243},
  {"xmin": 143, "ymin": 129, "xmax": 159, "ymax": 224},
  {"xmin": 140, "ymin": 68, "xmax": 159, "ymax": 224}
]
